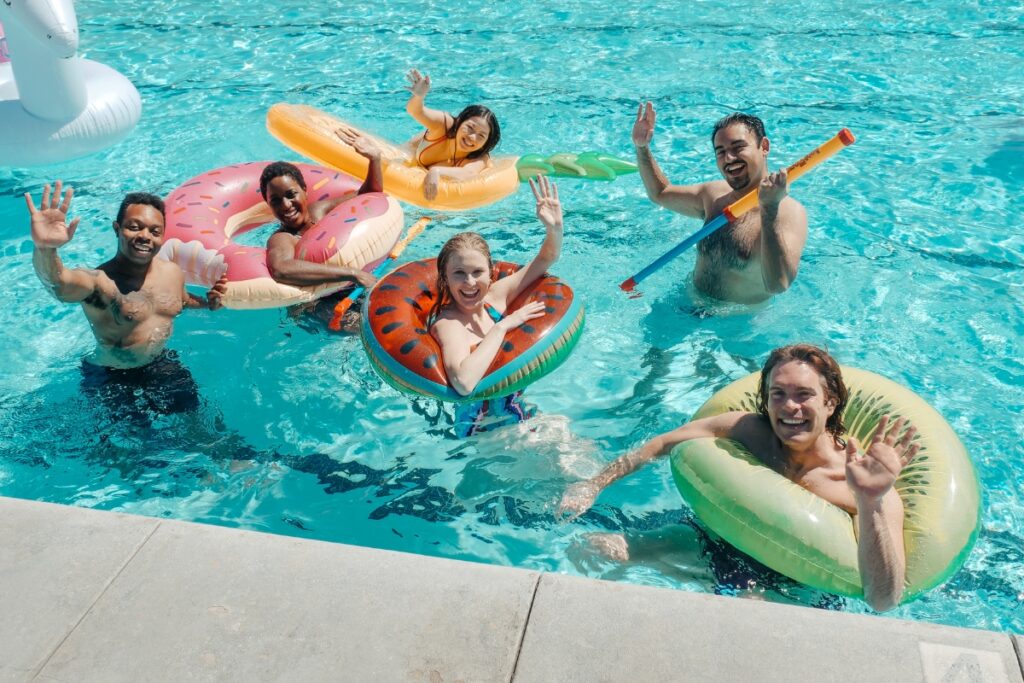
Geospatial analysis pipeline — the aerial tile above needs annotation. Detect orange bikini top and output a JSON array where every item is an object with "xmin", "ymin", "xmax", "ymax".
[{"xmin": 415, "ymin": 128, "xmax": 470, "ymax": 168}]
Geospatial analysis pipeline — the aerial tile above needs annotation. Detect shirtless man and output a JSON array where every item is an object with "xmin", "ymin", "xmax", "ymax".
[
  {"xmin": 29, "ymin": 181, "xmax": 226, "ymax": 369},
  {"xmin": 28, "ymin": 182, "xmax": 227, "ymax": 415},
  {"xmin": 633, "ymin": 104, "xmax": 808, "ymax": 304},
  {"xmin": 558, "ymin": 344, "xmax": 918, "ymax": 612}
]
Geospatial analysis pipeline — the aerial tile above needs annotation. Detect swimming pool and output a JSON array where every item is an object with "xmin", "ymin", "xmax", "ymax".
[{"xmin": 1, "ymin": 0, "xmax": 1021, "ymax": 631}]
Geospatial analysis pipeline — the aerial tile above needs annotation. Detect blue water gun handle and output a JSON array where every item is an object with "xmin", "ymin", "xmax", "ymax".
[{"xmin": 620, "ymin": 214, "xmax": 727, "ymax": 291}]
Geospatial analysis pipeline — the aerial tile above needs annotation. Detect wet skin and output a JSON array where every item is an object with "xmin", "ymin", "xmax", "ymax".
[
  {"xmin": 78, "ymin": 205, "xmax": 190, "ymax": 367},
  {"xmin": 263, "ymin": 174, "xmax": 375, "ymax": 290},
  {"xmin": 631, "ymin": 103, "xmax": 808, "ymax": 304}
]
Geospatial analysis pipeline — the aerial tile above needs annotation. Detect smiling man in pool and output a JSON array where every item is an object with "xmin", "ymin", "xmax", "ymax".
[
  {"xmin": 28, "ymin": 181, "xmax": 227, "ymax": 413},
  {"xmin": 632, "ymin": 105, "xmax": 808, "ymax": 304},
  {"xmin": 558, "ymin": 344, "xmax": 919, "ymax": 612}
]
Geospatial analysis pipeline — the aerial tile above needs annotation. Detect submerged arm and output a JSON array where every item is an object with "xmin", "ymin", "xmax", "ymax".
[
  {"xmin": 182, "ymin": 275, "xmax": 228, "ymax": 310},
  {"xmin": 557, "ymin": 412, "xmax": 748, "ymax": 520}
]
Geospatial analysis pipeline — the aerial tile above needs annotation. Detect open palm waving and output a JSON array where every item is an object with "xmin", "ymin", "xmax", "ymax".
[
  {"xmin": 632, "ymin": 101, "xmax": 657, "ymax": 148},
  {"xmin": 845, "ymin": 415, "xmax": 919, "ymax": 501},
  {"xmin": 27, "ymin": 180, "xmax": 81, "ymax": 249}
]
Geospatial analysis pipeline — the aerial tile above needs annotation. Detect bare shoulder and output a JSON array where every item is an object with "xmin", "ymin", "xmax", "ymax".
[
  {"xmin": 154, "ymin": 256, "xmax": 184, "ymax": 276},
  {"xmin": 267, "ymin": 230, "xmax": 298, "ymax": 249},
  {"xmin": 430, "ymin": 312, "xmax": 463, "ymax": 338},
  {"xmin": 80, "ymin": 266, "xmax": 107, "ymax": 283},
  {"xmin": 728, "ymin": 411, "xmax": 776, "ymax": 445},
  {"xmin": 703, "ymin": 179, "xmax": 738, "ymax": 214},
  {"xmin": 703, "ymin": 178, "xmax": 733, "ymax": 199},
  {"xmin": 91, "ymin": 267, "xmax": 117, "ymax": 294},
  {"xmin": 430, "ymin": 313, "xmax": 471, "ymax": 360},
  {"xmin": 673, "ymin": 410, "xmax": 759, "ymax": 439},
  {"xmin": 779, "ymin": 195, "xmax": 808, "ymax": 221}
]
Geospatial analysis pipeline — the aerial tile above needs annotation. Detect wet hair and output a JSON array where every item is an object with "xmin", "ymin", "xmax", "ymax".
[
  {"xmin": 447, "ymin": 105, "xmax": 501, "ymax": 159},
  {"xmin": 756, "ymin": 344, "xmax": 848, "ymax": 441},
  {"xmin": 259, "ymin": 161, "xmax": 306, "ymax": 198},
  {"xmin": 430, "ymin": 231, "xmax": 493, "ymax": 323},
  {"xmin": 115, "ymin": 192, "xmax": 165, "ymax": 225},
  {"xmin": 711, "ymin": 112, "xmax": 767, "ymax": 145}
]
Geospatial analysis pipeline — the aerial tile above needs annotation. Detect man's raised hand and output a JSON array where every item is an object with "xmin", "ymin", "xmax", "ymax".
[
  {"xmin": 845, "ymin": 415, "xmax": 919, "ymax": 501},
  {"xmin": 632, "ymin": 101, "xmax": 657, "ymax": 149},
  {"xmin": 758, "ymin": 168, "xmax": 790, "ymax": 211},
  {"xmin": 27, "ymin": 180, "xmax": 81, "ymax": 249}
]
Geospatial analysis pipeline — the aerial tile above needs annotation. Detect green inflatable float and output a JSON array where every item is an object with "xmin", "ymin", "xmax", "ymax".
[
  {"xmin": 516, "ymin": 152, "xmax": 637, "ymax": 181},
  {"xmin": 670, "ymin": 366, "xmax": 980, "ymax": 603}
]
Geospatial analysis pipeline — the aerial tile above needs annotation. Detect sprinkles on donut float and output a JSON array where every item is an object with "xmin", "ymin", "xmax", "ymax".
[{"xmin": 158, "ymin": 161, "xmax": 403, "ymax": 309}]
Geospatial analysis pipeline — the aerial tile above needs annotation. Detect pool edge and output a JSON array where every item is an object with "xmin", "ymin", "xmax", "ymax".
[{"xmin": 1, "ymin": 495, "xmax": 1020, "ymax": 682}]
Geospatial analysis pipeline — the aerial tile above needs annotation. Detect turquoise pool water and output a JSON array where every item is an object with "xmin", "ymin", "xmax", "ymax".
[{"xmin": 1, "ymin": 1, "xmax": 1022, "ymax": 631}]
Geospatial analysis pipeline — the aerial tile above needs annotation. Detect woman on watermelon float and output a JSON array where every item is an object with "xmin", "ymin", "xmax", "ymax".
[{"xmin": 430, "ymin": 176, "xmax": 562, "ymax": 438}]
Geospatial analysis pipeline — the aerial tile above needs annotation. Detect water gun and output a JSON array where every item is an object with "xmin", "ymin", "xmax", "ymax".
[{"xmin": 620, "ymin": 129, "xmax": 856, "ymax": 292}]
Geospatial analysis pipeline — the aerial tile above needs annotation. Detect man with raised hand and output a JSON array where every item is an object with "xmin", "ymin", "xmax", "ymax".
[
  {"xmin": 633, "ymin": 104, "xmax": 808, "ymax": 304},
  {"xmin": 558, "ymin": 344, "xmax": 918, "ymax": 612},
  {"xmin": 28, "ymin": 181, "xmax": 226, "ymax": 413}
]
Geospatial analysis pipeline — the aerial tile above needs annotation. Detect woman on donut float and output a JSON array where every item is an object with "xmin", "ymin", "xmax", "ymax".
[
  {"xmin": 558, "ymin": 344, "xmax": 924, "ymax": 612},
  {"xmin": 431, "ymin": 176, "xmax": 562, "ymax": 437},
  {"xmin": 404, "ymin": 68, "xmax": 501, "ymax": 201},
  {"xmin": 262, "ymin": 132, "xmax": 384, "ymax": 330}
]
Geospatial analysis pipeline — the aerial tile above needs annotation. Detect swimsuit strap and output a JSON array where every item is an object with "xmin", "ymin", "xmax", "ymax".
[
  {"xmin": 418, "ymin": 137, "xmax": 469, "ymax": 168},
  {"xmin": 428, "ymin": 300, "xmax": 501, "ymax": 333},
  {"xmin": 416, "ymin": 132, "xmax": 454, "ymax": 167},
  {"xmin": 463, "ymin": 303, "xmax": 505, "ymax": 353},
  {"xmin": 483, "ymin": 302, "xmax": 504, "ymax": 323},
  {"xmin": 416, "ymin": 115, "xmax": 470, "ymax": 168}
]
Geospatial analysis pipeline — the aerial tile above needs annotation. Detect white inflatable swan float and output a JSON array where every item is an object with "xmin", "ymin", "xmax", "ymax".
[{"xmin": 0, "ymin": 0, "xmax": 141, "ymax": 166}]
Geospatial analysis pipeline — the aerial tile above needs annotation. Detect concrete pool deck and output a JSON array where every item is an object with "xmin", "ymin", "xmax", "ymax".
[{"xmin": 1, "ymin": 495, "xmax": 1021, "ymax": 682}]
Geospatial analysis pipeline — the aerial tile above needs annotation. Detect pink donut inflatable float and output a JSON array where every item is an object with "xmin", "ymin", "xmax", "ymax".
[{"xmin": 158, "ymin": 161, "xmax": 404, "ymax": 309}]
